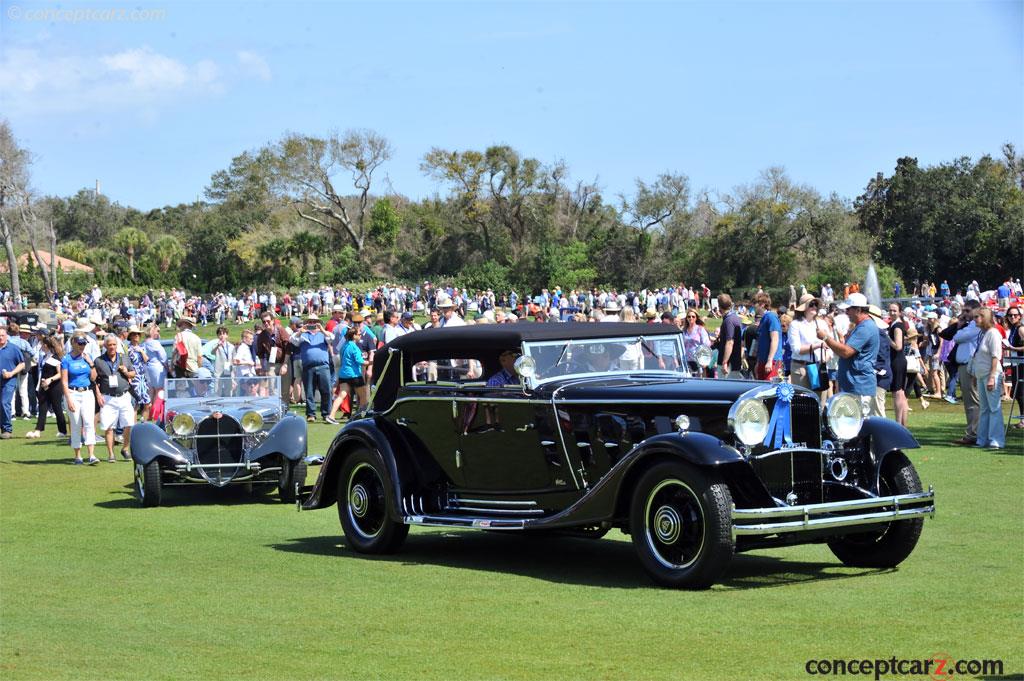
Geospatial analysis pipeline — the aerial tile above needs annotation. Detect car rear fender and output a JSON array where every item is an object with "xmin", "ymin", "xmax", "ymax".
[
  {"xmin": 302, "ymin": 418, "xmax": 411, "ymax": 517},
  {"xmin": 247, "ymin": 414, "xmax": 307, "ymax": 463},
  {"xmin": 129, "ymin": 422, "xmax": 190, "ymax": 467}
]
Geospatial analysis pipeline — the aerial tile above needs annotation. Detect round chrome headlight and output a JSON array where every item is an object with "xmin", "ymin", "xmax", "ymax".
[
  {"xmin": 729, "ymin": 398, "xmax": 770, "ymax": 446},
  {"xmin": 171, "ymin": 412, "xmax": 195, "ymax": 436},
  {"xmin": 240, "ymin": 410, "xmax": 264, "ymax": 433},
  {"xmin": 825, "ymin": 393, "xmax": 864, "ymax": 442},
  {"xmin": 514, "ymin": 355, "xmax": 536, "ymax": 379}
]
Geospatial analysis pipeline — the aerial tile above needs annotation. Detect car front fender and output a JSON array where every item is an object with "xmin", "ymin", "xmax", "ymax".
[
  {"xmin": 129, "ymin": 422, "xmax": 190, "ymax": 466},
  {"xmin": 301, "ymin": 418, "xmax": 405, "ymax": 516},
  {"xmin": 247, "ymin": 414, "xmax": 307, "ymax": 463},
  {"xmin": 855, "ymin": 417, "xmax": 921, "ymax": 493},
  {"xmin": 528, "ymin": 431, "xmax": 748, "ymax": 529}
]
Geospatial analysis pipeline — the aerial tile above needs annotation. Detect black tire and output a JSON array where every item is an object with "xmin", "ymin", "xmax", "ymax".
[
  {"xmin": 135, "ymin": 460, "xmax": 162, "ymax": 507},
  {"xmin": 629, "ymin": 461, "xmax": 734, "ymax": 589},
  {"xmin": 278, "ymin": 458, "xmax": 307, "ymax": 503},
  {"xmin": 337, "ymin": 448, "xmax": 409, "ymax": 554},
  {"xmin": 827, "ymin": 451, "xmax": 924, "ymax": 568}
]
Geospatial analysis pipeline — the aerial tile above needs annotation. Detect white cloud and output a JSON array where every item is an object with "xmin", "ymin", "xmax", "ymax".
[
  {"xmin": 0, "ymin": 45, "xmax": 269, "ymax": 117},
  {"xmin": 236, "ymin": 50, "xmax": 272, "ymax": 82}
]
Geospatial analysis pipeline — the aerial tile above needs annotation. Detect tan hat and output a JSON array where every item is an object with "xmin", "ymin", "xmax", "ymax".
[
  {"xmin": 304, "ymin": 314, "xmax": 320, "ymax": 323},
  {"xmin": 905, "ymin": 325, "xmax": 919, "ymax": 339},
  {"xmin": 177, "ymin": 316, "xmax": 196, "ymax": 327},
  {"xmin": 867, "ymin": 305, "xmax": 888, "ymax": 329},
  {"xmin": 127, "ymin": 325, "xmax": 143, "ymax": 336},
  {"xmin": 76, "ymin": 317, "xmax": 95, "ymax": 333},
  {"xmin": 794, "ymin": 294, "xmax": 820, "ymax": 312}
]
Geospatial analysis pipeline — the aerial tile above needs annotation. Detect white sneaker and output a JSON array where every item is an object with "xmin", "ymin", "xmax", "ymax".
[{"xmin": 25, "ymin": 430, "xmax": 39, "ymax": 439}]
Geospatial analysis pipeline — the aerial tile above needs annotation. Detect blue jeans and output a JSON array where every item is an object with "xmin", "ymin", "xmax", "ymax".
[
  {"xmin": 302, "ymin": 363, "xmax": 331, "ymax": 418},
  {"xmin": 0, "ymin": 378, "xmax": 16, "ymax": 433},
  {"xmin": 975, "ymin": 372, "xmax": 1005, "ymax": 448}
]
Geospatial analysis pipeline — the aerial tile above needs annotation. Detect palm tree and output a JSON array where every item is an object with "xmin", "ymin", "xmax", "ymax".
[
  {"xmin": 151, "ymin": 234, "xmax": 185, "ymax": 273},
  {"xmin": 288, "ymin": 230, "xmax": 326, "ymax": 278},
  {"xmin": 85, "ymin": 247, "xmax": 116, "ymax": 281},
  {"xmin": 114, "ymin": 227, "xmax": 147, "ymax": 281},
  {"xmin": 58, "ymin": 239, "xmax": 89, "ymax": 265}
]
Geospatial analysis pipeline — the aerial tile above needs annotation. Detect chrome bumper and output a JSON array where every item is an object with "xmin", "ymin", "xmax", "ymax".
[{"xmin": 731, "ymin": 486, "xmax": 934, "ymax": 538}]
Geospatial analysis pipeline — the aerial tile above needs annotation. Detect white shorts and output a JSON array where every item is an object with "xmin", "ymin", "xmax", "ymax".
[{"xmin": 99, "ymin": 392, "xmax": 136, "ymax": 431}]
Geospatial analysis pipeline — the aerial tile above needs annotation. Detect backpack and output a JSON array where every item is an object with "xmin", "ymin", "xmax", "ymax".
[{"xmin": 174, "ymin": 339, "xmax": 189, "ymax": 374}]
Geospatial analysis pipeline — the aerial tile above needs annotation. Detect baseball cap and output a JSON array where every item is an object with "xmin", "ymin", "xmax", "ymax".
[
  {"xmin": 401, "ymin": 311, "xmax": 414, "ymax": 321},
  {"xmin": 839, "ymin": 292, "xmax": 869, "ymax": 310}
]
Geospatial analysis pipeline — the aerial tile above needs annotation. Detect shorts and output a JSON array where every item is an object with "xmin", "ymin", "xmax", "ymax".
[
  {"xmin": 755, "ymin": 360, "xmax": 782, "ymax": 381},
  {"xmin": 99, "ymin": 392, "xmax": 136, "ymax": 431},
  {"xmin": 338, "ymin": 376, "xmax": 366, "ymax": 388}
]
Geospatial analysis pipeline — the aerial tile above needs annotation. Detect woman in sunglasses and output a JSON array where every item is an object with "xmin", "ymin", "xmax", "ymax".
[
  {"xmin": 1006, "ymin": 306, "xmax": 1024, "ymax": 429},
  {"xmin": 61, "ymin": 331, "xmax": 98, "ymax": 464}
]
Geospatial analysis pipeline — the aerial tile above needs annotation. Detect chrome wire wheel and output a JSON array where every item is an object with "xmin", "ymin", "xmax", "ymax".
[
  {"xmin": 346, "ymin": 462, "xmax": 386, "ymax": 540},
  {"xmin": 643, "ymin": 479, "xmax": 706, "ymax": 570},
  {"xmin": 134, "ymin": 463, "xmax": 146, "ymax": 500}
]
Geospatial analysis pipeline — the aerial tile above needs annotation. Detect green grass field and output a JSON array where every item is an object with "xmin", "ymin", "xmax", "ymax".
[{"xmin": 1, "ymin": 401, "xmax": 1021, "ymax": 680}]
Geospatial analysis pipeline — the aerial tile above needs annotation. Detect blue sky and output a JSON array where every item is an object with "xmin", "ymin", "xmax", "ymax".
[{"xmin": 1, "ymin": 0, "xmax": 1021, "ymax": 210}]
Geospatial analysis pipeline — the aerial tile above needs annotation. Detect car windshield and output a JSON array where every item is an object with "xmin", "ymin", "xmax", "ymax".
[
  {"xmin": 523, "ymin": 334, "xmax": 689, "ymax": 383},
  {"xmin": 165, "ymin": 376, "xmax": 280, "ymax": 402}
]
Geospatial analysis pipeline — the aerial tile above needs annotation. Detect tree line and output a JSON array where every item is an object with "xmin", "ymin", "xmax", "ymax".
[{"xmin": 2, "ymin": 119, "xmax": 1021, "ymax": 304}]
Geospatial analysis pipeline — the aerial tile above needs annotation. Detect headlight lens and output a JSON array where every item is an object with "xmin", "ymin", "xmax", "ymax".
[
  {"xmin": 730, "ymin": 398, "xmax": 770, "ymax": 446},
  {"xmin": 171, "ymin": 412, "xmax": 195, "ymax": 436},
  {"xmin": 826, "ymin": 393, "xmax": 864, "ymax": 442},
  {"xmin": 240, "ymin": 410, "xmax": 264, "ymax": 433}
]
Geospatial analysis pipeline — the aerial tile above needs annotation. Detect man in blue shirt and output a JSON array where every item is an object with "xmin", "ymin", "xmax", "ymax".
[
  {"xmin": 0, "ymin": 327, "xmax": 26, "ymax": 438},
  {"xmin": 818, "ymin": 293, "xmax": 878, "ymax": 416},
  {"xmin": 289, "ymin": 315, "xmax": 334, "ymax": 422},
  {"xmin": 754, "ymin": 293, "xmax": 783, "ymax": 380},
  {"xmin": 946, "ymin": 300, "xmax": 983, "ymax": 445},
  {"xmin": 486, "ymin": 350, "xmax": 520, "ymax": 387}
]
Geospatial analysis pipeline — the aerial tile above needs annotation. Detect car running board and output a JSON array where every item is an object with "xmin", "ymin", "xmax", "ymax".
[{"xmin": 403, "ymin": 514, "xmax": 527, "ymax": 530}]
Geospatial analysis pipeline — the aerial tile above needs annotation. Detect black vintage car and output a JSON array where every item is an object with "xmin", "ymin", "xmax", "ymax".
[{"xmin": 301, "ymin": 323, "xmax": 934, "ymax": 588}]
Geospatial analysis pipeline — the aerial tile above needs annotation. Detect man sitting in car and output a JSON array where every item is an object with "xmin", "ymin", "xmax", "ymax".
[{"xmin": 486, "ymin": 350, "xmax": 521, "ymax": 387}]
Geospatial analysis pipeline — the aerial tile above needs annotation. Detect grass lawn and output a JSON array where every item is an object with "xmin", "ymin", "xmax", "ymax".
[{"xmin": 1, "ymin": 401, "xmax": 1021, "ymax": 680}]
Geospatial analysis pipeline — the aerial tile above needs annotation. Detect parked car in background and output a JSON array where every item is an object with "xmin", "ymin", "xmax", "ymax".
[{"xmin": 131, "ymin": 376, "xmax": 307, "ymax": 507}]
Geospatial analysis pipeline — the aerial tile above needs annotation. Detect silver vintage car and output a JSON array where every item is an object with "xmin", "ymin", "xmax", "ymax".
[{"xmin": 130, "ymin": 376, "xmax": 307, "ymax": 507}]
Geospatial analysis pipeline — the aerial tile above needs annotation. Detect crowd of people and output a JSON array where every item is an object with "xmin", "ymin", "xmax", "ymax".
[{"xmin": 0, "ymin": 276, "xmax": 1020, "ymax": 460}]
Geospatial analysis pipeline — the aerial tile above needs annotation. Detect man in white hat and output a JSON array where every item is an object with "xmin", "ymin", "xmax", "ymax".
[
  {"xmin": 600, "ymin": 301, "xmax": 621, "ymax": 322},
  {"xmin": 436, "ymin": 295, "xmax": 465, "ymax": 327},
  {"xmin": 172, "ymin": 316, "xmax": 202, "ymax": 378},
  {"xmin": 817, "ymin": 292, "xmax": 878, "ymax": 415}
]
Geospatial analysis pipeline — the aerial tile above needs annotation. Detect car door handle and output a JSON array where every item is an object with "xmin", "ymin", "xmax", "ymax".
[
  {"xmin": 515, "ymin": 424, "xmax": 535, "ymax": 432},
  {"xmin": 540, "ymin": 440, "xmax": 556, "ymax": 447},
  {"xmin": 396, "ymin": 417, "xmax": 416, "ymax": 427}
]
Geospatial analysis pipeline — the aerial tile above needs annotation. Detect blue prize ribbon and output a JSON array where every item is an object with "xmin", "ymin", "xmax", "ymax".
[{"xmin": 762, "ymin": 383, "xmax": 795, "ymax": 448}]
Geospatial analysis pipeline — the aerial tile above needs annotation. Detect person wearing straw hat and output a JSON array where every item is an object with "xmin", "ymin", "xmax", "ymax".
[
  {"xmin": 171, "ymin": 316, "xmax": 202, "ymax": 378},
  {"xmin": 789, "ymin": 293, "xmax": 829, "ymax": 392},
  {"xmin": 865, "ymin": 305, "xmax": 892, "ymax": 418},
  {"xmin": 436, "ymin": 294, "xmax": 465, "ymax": 327},
  {"xmin": 125, "ymin": 325, "xmax": 151, "ymax": 422}
]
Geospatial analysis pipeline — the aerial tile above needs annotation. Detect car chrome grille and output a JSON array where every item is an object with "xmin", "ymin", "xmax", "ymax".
[
  {"xmin": 746, "ymin": 393, "xmax": 824, "ymax": 505},
  {"xmin": 195, "ymin": 415, "xmax": 244, "ymax": 486}
]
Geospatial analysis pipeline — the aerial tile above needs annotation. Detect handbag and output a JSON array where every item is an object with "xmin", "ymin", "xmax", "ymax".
[{"xmin": 906, "ymin": 353, "xmax": 922, "ymax": 374}]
